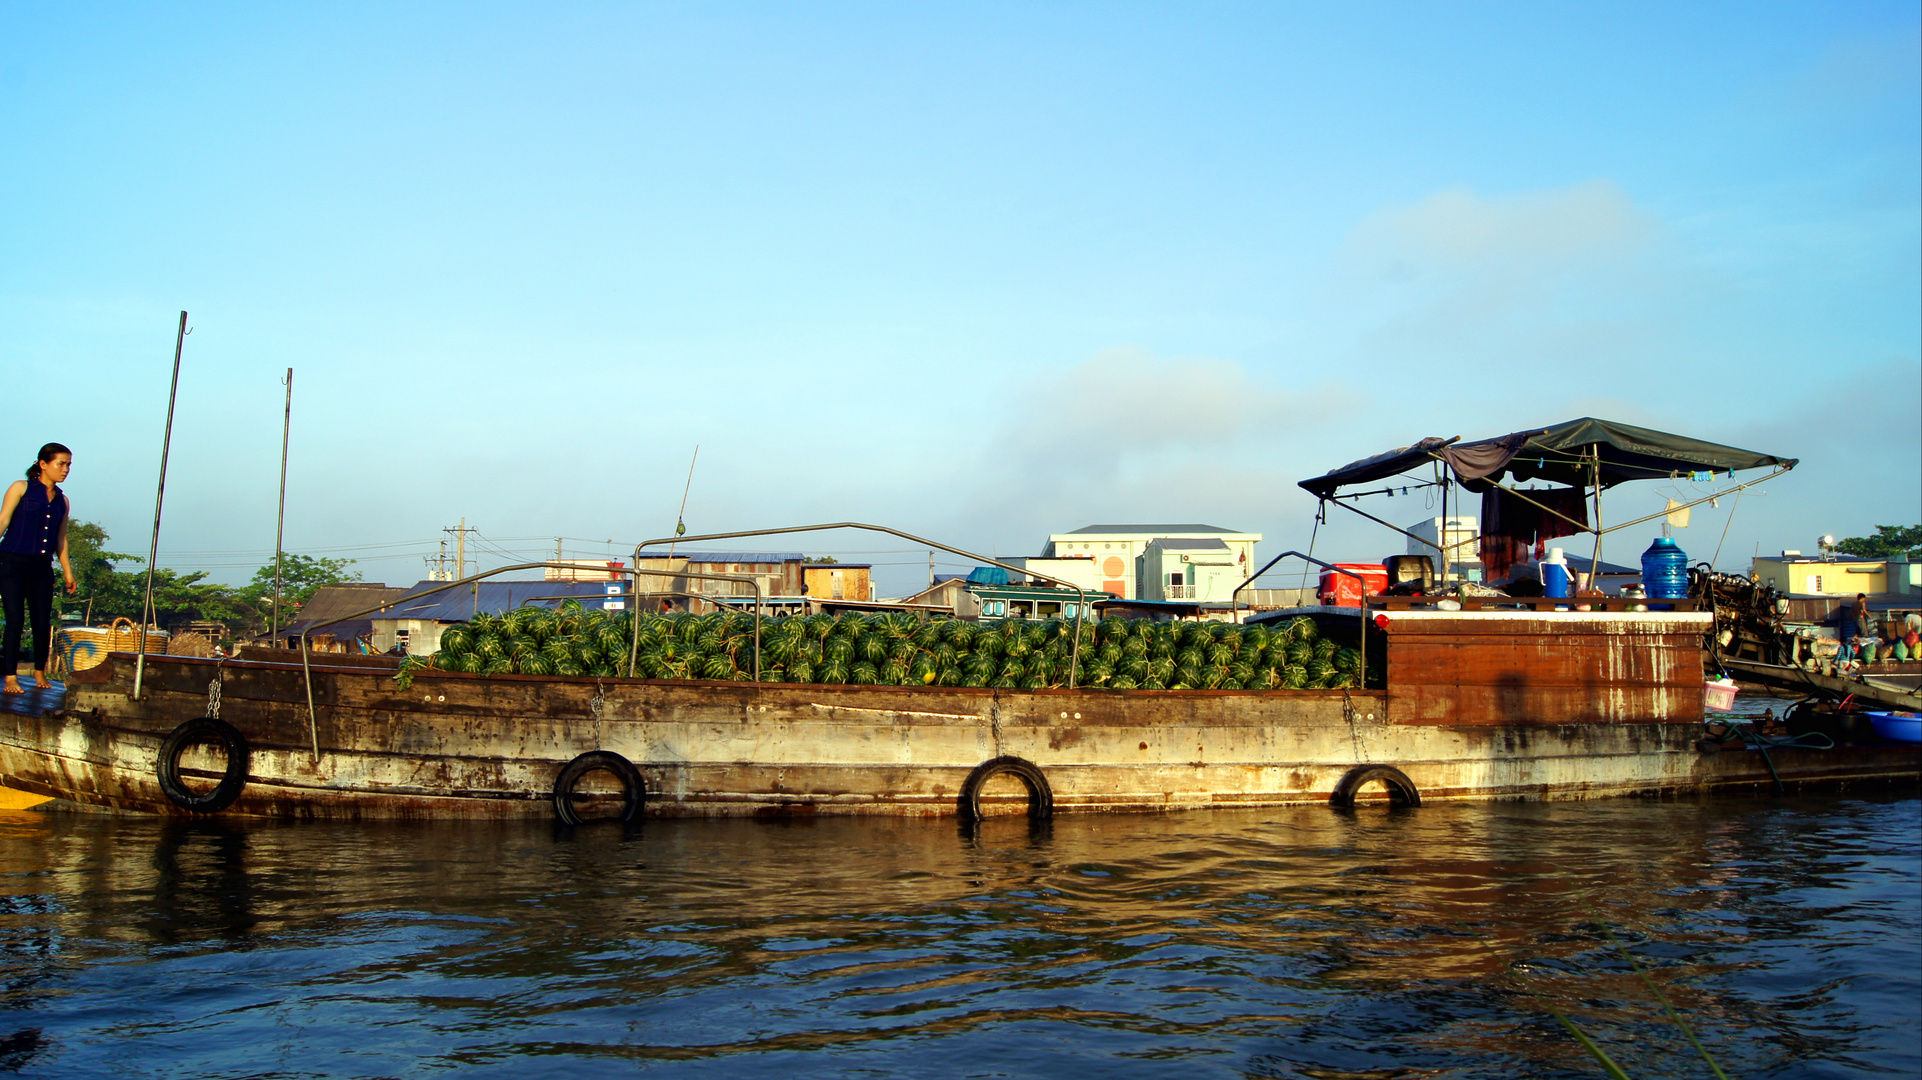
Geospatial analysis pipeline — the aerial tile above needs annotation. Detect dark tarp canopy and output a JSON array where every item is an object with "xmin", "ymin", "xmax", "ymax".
[{"xmin": 1298, "ymin": 417, "xmax": 1796, "ymax": 498}]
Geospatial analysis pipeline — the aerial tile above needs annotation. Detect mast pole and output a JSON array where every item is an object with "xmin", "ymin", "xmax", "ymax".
[
  {"xmin": 272, "ymin": 368, "xmax": 293, "ymax": 641},
  {"xmin": 1590, "ymin": 452, "xmax": 1604, "ymax": 589},
  {"xmin": 134, "ymin": 311, "xmax": 188, "ymax": 701}
]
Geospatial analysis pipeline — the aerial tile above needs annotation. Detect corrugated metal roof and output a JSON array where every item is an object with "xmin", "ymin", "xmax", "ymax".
[
  {"xmin": 373, "ymin": 579, "xmax": 621, "ymax": 623},
  {"xmin": 680, "ymin": 552, "xmax": 805, "ymax": 563},
  {"xmin": 1150, "ymin": 538, "xmax": 1232, "ymax": 551},
  {"xmin": 292, "ymin": 584, "xmax": 409, "ymax": 623},
  {"xmin": 1561, "ymin": 554, "xmax": 1640, "ymax": 575}
]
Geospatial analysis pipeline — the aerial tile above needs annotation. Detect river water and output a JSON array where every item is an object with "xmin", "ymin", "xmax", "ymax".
[{"xmin": 0, "ymin": 791, "xmax": 1914, "ymax": 1080}]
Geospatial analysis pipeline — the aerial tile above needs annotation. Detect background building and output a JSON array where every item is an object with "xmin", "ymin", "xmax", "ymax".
[
  {"xmin": 369, "ymin": 580, "xmax": 622, "ymax": 656},
  {"xmin": 1751, "ymin": 552, "xmax": 1889, "ymax": 596},
  {"xmin": 802, "ymin": 562, "xmax": 873, "ymax": 602},
  {"xmin": 1405, "ymin": 516, "xmax": 1483, "ymax": 582},
  {"xmin": 1043, "ymin": 525, "xmax": 1259, "ymax": 600},
  {"xmin": 262, "ymin": 583, "xmax": 411, "ymax": 650},
  {"xmin": 543, "ymin": 560, "xmax": 628, "ymax": 581},
  {"xmin": 1133, "ymin": 538, "xmax": 1244, "ymax": 603},
  {"xmin": 678, "ymin": 553, "xmax": 806, "ymax": 601}
]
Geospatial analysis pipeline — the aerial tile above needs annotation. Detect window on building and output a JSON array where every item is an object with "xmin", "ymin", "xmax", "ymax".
[{"xmin": 1170, "ymin": 573, "xmax": 1184, "ymax": 587}]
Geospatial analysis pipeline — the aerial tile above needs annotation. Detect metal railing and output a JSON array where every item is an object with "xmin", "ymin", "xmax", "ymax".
[
  {"xmin": 1231, "ymin": 551, "xmax": 1372, "ymax": 687},
  {"xmin": 293, "ymin": 561, "xmax": 765, "ymax": 762}
]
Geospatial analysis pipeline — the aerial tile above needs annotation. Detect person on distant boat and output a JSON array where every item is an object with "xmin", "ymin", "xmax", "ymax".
[{"xmin": 0, "ymin": 444, "xmax": 77, "ymax": 694}]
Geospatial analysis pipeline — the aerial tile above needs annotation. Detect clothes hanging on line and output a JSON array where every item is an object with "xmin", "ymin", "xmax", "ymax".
[{"xmin": 1479, "ymin": 486, "xmax": 1590, "ymax": 581}]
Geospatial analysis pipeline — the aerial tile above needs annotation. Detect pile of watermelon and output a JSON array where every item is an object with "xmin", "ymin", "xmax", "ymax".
[{"xmin": 399, "ymin": 602, "xmax": 1367, "ymax": 690}]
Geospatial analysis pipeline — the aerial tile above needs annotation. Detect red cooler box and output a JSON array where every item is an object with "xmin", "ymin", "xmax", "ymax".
[{"xmin": 1318, "ymin": 563, "xmax": 1388, "ymax": 607}]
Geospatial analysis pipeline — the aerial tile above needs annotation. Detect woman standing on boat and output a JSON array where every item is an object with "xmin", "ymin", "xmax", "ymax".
[{"xmin": 0, "ymin": 444, "xmax": 76, "ymax": 694}]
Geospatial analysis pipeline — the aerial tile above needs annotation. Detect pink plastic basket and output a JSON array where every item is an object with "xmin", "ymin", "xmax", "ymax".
[{"xmin": 1702, "ymin": 678, "xmax": 1739, "ymax": 712}]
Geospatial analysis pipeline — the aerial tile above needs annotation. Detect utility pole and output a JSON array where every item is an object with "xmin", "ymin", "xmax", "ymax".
[
  {"xmin": 443, "ymin": 519, "xmax": 478, "ymax": 578},
  {"xmin": 441, "ymin": 518, "xmax": 482, "ymax": 616},
  {"xmin": 929, "ymin": 550, "xmax": 935, "ymax": 587}
]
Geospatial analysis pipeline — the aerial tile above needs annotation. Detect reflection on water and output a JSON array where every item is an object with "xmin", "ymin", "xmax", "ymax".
[{"xmin": 0, "ymin": 795, "xmax": 1915, "ymax": 1079}]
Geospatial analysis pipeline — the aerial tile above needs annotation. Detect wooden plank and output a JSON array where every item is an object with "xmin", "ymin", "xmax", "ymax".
[
  {"xmin": 1382, "ymin": 616, "xmax": 1705, "ymax": 726},
  {"xmin": 1368, "ymin": 596, "xmax": 1703, "ymax": 612}
]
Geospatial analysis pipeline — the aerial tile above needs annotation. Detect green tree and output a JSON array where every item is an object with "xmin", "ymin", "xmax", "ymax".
[
  {"xmin": 45, "ymin": 521, "xmax": 361, "ymax": 637},
  {"xmin": 243, "ymin": 553, "xmax": 360, "ymax": 606},
  {"xmin": 140, "ymin": 567, "xmax": 259, "ymax": 631},
  {"xmin": 1836, "ymin": 525, "xmax": 1922, "ymax": 559},
  {"xmin": 57, "ymin": 521, "xmax": 147, "ymax": 623}
]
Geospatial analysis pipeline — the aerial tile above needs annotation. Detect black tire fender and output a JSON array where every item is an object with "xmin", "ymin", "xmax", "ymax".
[
  {"xmin": 1329, "ymin": 764, "xmax": 1421, "ymax": 808},
  {"xmin": 156, "ymin": 717, "xmax": 250, "ymax": 814},
  {"xmin": 958, "ymin": 755, "xmax": 1053, "ymax": 822},
  {"xmin": 552, "ymin": 751, "xmax": 646, "ymax": 826}
]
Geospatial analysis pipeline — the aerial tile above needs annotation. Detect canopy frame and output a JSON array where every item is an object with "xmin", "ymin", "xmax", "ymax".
[{"xmin": 1301, "ymin": 418, "xmax": 1796, "ymax": 584}]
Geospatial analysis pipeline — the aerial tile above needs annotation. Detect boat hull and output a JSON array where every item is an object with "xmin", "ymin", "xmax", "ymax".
[{"xmin": 2, "ymin": 648, "xmax": 1913, "ymax": 819}]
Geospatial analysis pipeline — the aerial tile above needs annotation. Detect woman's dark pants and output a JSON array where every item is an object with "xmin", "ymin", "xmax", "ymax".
[{"xmin": 0, "ymin": 553, "xmax": 55, "ymax": 677}]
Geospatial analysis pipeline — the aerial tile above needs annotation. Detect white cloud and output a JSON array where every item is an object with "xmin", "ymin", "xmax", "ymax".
[
  {"xmin": 928, "ymin": 347, "xmax": 1355, "ymax": 551},
  {"xmin": 1347, "ymin": 180, "xmax": 1657, "ymax": 275}
]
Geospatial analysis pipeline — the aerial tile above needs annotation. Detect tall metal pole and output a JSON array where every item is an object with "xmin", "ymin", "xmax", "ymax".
[
  {"xmin": 272, "ymin": 368, "xmax": 293, "ymax": 641},
  {"xmin": 668, "ymin": 445, "xmax": 698, "ymax": 611},
  {"xmin": 133, "ymin": 311, "xmax": 188, "ymax": 701},
  {"xmin": 669, "ymin": 445, "xmax": 698, "ymax": 561}
]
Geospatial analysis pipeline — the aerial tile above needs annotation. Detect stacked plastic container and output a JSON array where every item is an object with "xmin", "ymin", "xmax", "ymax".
[{"xmin": 1641, "ymin": 538, "xmax": 1688, "ymax": 610}]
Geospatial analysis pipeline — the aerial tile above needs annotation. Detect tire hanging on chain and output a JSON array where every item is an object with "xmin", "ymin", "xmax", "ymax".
[
  {"xmin": 957, "ymin": 756, "xmax": 1053, "ymax": 822},
  {"xmin": 156, "ymin": 717, "xmax": 250, "ymax": 813},
  {"xmin": 1328, "ymin": 764, "xmax": 1421, "ymax": 808},
  {"xmin": 552, "ymin": 750, "xmax": 646, "ymax": 826}
]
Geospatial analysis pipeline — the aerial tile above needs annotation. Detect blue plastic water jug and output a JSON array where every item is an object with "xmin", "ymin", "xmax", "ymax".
[
  {"xmin": 1641, "ymin": 538, "xmax": 1689, "ymax": 600},
  {"xmin": 1540, "ymin": 547, "xmax": 1571, "ymax": 599}
]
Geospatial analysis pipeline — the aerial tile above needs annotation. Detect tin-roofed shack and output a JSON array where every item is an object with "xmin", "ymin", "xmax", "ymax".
[
  {"xmin": 369, "ymin": 579, "xmax": 625, "ymax": 656},
  {"xmin": 262, "ymin": 583, "xmax": 411, "ymax": 651}
]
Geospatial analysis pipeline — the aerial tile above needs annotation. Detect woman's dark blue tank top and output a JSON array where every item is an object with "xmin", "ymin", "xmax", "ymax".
[{"xmin": 0, "ymin": 481, "xmax": 67, "ymax": 557}]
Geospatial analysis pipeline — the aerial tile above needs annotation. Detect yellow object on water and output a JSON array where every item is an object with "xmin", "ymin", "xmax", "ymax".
[{"xmin": 0, "ymin": 787, "xmax": 53, "ymax": 811}]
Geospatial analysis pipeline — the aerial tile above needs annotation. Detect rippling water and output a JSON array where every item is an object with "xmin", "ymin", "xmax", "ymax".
[{"xmin": 0, "ymin": 792, "xmax": 1915, "ymax": 1079}]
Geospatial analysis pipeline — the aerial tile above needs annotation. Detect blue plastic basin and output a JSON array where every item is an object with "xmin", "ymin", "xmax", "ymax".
[{"xmin": 1866, "ymin": 711, "xmax": 1922, "ymax": 744}]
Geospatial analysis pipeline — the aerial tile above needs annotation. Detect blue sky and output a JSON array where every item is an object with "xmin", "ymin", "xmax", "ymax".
[{"xmin": 4, "ymin": 3, "xmax": 1917, "ymax": 594}]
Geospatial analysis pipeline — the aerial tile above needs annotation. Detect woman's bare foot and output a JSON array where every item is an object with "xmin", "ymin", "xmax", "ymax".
[
  {"xmin": 2, "ymin": 677, "xmax": 21, "ymax": 695},
  {"xmin": 29, "ymin": 669, "xmax": 50, "ymax": 688}
]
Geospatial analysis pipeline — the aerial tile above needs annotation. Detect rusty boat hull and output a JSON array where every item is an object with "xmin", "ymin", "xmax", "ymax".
[{"xmin": 2, "ymin": 611, "xmax": 1914, "ymax": 819}]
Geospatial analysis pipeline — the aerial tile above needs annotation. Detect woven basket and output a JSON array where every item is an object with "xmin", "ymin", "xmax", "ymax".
[{"xmin": 53, "ymin": 618, "xmax": 171, "ymax": 675}]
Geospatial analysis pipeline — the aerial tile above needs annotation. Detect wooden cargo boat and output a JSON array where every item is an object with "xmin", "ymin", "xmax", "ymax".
[
  {"xmin": 2, "ymin": 418, "xmax": 1912, "ymax": 820},
  {"xmin": 1, "ymin": 600, "xmax": 1911, "ymax": 820}
]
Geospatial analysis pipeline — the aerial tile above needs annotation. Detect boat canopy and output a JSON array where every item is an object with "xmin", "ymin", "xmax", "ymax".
[{"xmin": 1298, "ymin": 417, "xmax": 1797, "ymax": 498}]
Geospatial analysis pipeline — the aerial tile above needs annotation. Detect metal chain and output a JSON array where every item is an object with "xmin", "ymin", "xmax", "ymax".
[
  {"xmin": 988, "ymin": 700, "xmax": 1004, "ymax": 758},
  {"xmin": 1341, "ymin": 687, "xmax": 1368, "ymax": 764},
  {"xmin": 207, "ymin": 654, "xmax": 225, "ymax": 720},
  {"xmin": 589, "ymin": 678, "xmax": 607, "ymax": 747}
]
